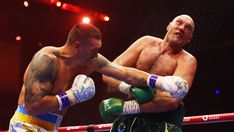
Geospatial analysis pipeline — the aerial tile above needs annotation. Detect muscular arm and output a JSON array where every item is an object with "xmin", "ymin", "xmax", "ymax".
[
  {"xmin": 102, "ymin": 36, "xmax": 147, "ymax": 92},
  {"xmin": 96, "ymin": 54, "xmax": 149, "ymax": 87},
  {"xmin": 24, "ymin": 52, "xmax": 59, "ymax": 115},
  {"xmin": 173, "ymin": 53, "xmax": 197, "ymax": 90},
  {"xmin": 101, "ymin": 36, "xmax": 197, "ymax": 113},
  {"xmin": 140, "ymin": 90, "xmax": 182, "ymax": 113}
]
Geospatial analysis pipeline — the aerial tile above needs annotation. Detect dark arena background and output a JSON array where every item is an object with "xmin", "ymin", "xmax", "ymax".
[{"xmin": 1, "ymin": 0, "xmax": 234, "ymax": 131}]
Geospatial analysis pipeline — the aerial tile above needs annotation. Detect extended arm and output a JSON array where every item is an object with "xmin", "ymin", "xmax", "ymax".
[
  {"xmin": 102, "ymin": 52, "xmax": 197, "ymax": 100},
  {"xmin": 100, "ymin": 36, "xmax": 197, "ymax": 113},
  {"xmin": 99, "ymin": 55, "xmax": 197, "ymax": 122},
  {"xmin": 102, "ymin": 36, "xmax": 147, "ymax": 92},
  {"xmin": 97, "ymin": 54, "xmax": 149, "ymax": 87}
]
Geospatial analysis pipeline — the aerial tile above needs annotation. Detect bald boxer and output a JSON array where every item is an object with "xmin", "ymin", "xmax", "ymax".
[
  {"xmin": 101, "ymin": 14, "xmax": 197, "ymax": 132},
  {"xmin": 8, "ymin": 23, "xmax": 170, "ymax": 132}
]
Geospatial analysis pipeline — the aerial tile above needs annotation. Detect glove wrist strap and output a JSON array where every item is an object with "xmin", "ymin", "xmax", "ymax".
[
  {"xmin": 119, "ymin": 82, "xmax": 131, "ymax": 94},
  {"xmin": 56, "ymin": 92, "xmax": 71, "ymax": 110},
  {"xmin": 147, "ymin": 74, "xmax": 158, "ymax": 88},
  {"xmin": 123, "ymin": 100, "xmax": 140, "ymax": 115}
]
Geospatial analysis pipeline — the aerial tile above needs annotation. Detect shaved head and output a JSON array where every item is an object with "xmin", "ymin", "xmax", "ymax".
[{"xmin": 172, "ymin": 14, "xmax": 195, "ymax": 30}]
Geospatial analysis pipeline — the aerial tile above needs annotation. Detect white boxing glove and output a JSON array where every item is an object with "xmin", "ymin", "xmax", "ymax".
[
  {"xmin": 157, "ymin": 76, "xmax": 189, "ymax": 99},
  {"xmin": 56, "ymin": 74, "xmax": 95, "ymax": 110},
  {"xmin": 147, "ymin": 75, "xmax": 189, "ymax": 100},
  {"xmin": 70, "ymin": 75, "xmax": 95, "ymax": 103}
]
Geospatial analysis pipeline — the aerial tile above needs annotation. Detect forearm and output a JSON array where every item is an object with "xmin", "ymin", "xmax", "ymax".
[
  {"xmin": 103, "ymin": 75, "xmax": 132, "ymax": 95},
  {"xmin": 105, "ymin": 66, "xmax": 189, "ymax": 100},
  {"xmin": 97, "ymin": 54, "xmax": 149, "ymax": 87},
  {"xmin": 140, "ymin": 92, "xmax": 181, "ymax": 113},
  {"xmin": 99, "ymin": 56, "xmax": 189, "ymax": 98},
  {"xmin": 114, "ymin": 66, "xmax": 149, "ymax": 87},
  {"xmin": 102, "ymin": 75, "xmax": 121, "ymax": 90}
]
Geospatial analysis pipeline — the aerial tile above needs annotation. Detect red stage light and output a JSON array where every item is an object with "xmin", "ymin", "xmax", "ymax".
[{"xmin": 99, "ymin": 14, "xmax": 110, "ymax": 21}]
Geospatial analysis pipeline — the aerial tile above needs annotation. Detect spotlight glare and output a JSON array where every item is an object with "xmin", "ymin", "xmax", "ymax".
[
  {"xmin": 99, "ymin": 14, "xmax": 110, "ymax": 22},
  {"xmin": 61, "ymin": 3, "xmax": 67, "ymax": 9},
  {"xmin": 104, "ymin": 16, "xmax": 110, "ymax": 21},
  {"xmin": 56, "ymin": 1, "xmax": 61, "ymax": 7},
  {"xmin": 16, "ymin": 35, "xmax": 22, "ymax": 42},
  {"xmin": 82, "ymin": 17, "xmax": 91, "ymax": 24},
  {"xmin": 24, "ymin": 1, "xmax": 29, "ymax": 7}
]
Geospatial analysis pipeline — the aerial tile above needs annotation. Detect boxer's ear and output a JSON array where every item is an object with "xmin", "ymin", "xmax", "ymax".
[{"xmin": 166, "ymin": 22, "xmax": 172, "ymax": 31}]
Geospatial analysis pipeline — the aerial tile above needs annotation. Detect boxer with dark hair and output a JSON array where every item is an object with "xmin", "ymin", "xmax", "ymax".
[{"xmin": 8, "ymin": 23, "xmax": 173, "ymax": 132}]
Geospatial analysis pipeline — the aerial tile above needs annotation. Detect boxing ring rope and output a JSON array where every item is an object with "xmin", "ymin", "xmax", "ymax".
[{"xmin": 58, "ymin": 112, "xmax": 234, "ymax": 131}]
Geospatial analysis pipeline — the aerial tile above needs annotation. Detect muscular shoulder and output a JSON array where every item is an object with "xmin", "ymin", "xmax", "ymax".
[
  {"xmin": 33, "ymin": 49, "xmax": 58, "ymax": 65},
  {"xmin": 33, "ymin": 46, "xmax": 59, "ymax": 61},
  {"xmin": 179, "ymin": 50, "xmax": 197, "ymax": 65},
  {"xmin": 140, "ymin": 35, "xmax": 161, "ymax": 42},
  {"xmin": 38, "ymin": 46, "xmax": 58, "ymax": 55},
  {"xmin": 25, "ymin": 47, "xmax": 59, "ymax": 81},
  {"xmin": 134, "ymin": 35, "xmax": 162, "ymax": 47}
]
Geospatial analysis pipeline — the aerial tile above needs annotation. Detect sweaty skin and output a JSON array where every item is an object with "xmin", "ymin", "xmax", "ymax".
[
  {"xmin": 19, "ymin": 38, "xmax": 152, "ymax": 116},
  {"xmin": 103, "ymin": 14, "xmax": 197, "ymax": 112}
]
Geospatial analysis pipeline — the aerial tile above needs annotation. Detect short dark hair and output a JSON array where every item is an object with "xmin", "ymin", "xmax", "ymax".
[{"xmin": 66, "ymin": 23, "xmax": 102, "ymax": 44}]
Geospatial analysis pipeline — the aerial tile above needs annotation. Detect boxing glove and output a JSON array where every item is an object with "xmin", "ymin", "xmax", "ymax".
[
  {"xmin": 147, "ymin": 74, "xmax": 189, "ymax": 99},
  {"xmin": 56, "ymin": 74, "xmax": 95, "ymax": 110},
  {"xmin": 99, "ymin": 98, "xmax": 140, "ymax": 122},
  {"xmin": 129, "ymin": 87, "xmax": 157, "ymax": 104},
  {"xmin": 118, "ymin": 82, "xmax": 156, "ymax": 104}
]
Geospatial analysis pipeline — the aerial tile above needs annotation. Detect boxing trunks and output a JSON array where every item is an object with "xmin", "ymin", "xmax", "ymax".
[
  {"xmin": 9, "ymin": 105, "xmax": 63, "ymax": 132},
  {"xmin": 111, "ymin": 104, "xmax": 185, "ymax": 132}
]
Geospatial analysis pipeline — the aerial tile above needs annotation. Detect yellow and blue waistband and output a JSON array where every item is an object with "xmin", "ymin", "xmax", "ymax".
[{"xmin": 12, "ymin": 105, "xmax": 62, "ymax": 130}]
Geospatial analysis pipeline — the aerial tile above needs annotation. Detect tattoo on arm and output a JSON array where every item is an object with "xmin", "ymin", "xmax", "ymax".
[
  {"xmin": 130, "ymin": 77, "xmax": 146, "ymax": 86},
  {"xmin": 25, "ymin": 53, "xmax": 58, "ymax": 104},
  {"xmin": 96, "ymin": 55, "xmax": 123, "ymax": 76},
  {"xmin": 97, "ymin": 55, "xmax": 146, "ymax": 87},
  {"xmin": 95, "ymin": 54, "xmax": 110, "ymax": 68}
]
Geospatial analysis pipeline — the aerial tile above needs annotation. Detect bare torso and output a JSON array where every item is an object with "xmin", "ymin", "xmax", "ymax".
[
  {"xmin": 131, "ymin": 37, "xmax": 191, "ymax": 111},
  {"xmin": 18, "ymin": 46, "xmax": 95, "ymax": 115},
  {"xmin": 135, "ymin": 39, "xmax": 181, "ymax": 76}
]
